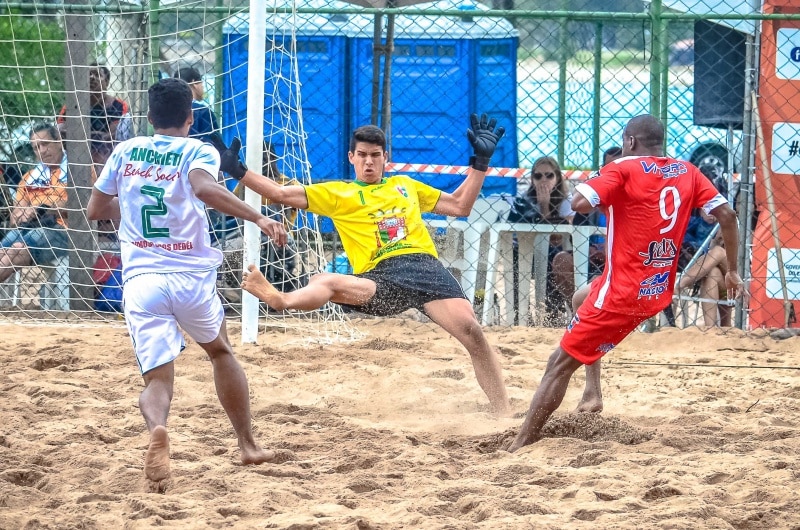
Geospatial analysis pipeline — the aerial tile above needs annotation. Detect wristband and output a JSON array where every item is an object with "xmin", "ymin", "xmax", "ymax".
[{"xmin": 469, "ymin": 155, "xmax": 491, "ymax": 172}]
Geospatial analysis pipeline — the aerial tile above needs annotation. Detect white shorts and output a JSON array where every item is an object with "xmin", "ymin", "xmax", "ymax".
[{"xmin": 123, "ymin": 269, "xmax": 224, "ymax": 374}]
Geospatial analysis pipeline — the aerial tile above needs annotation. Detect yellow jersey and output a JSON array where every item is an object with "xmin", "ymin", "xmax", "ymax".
[{"xmin": 304, "ymin": 175, "xmax": 441, "ymax": 274}]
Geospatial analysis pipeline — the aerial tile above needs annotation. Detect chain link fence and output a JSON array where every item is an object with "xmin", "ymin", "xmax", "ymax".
[{"xmin": 0, "ymin": 0, "xmax": 795, "ymax": 331}]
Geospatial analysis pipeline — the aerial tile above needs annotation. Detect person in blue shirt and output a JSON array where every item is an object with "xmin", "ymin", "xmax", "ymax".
[{"xmin": 174, "ymin": 67, "xmax": 219, "ymax": 143}]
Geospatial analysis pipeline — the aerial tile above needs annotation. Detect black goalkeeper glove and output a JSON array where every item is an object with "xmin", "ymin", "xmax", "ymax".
[
  {"xmin": 467, "ymin": 113, "xmax": 505, "ymax": 172},
  {"xmin": 209, "ymin": 133, "xmax": 248, "ymax": 181}
]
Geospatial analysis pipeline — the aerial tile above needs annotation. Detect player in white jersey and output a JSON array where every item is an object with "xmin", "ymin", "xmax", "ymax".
[{"xmin": 87, "ymin": 78, "xmax": 288, "ymax": 489}]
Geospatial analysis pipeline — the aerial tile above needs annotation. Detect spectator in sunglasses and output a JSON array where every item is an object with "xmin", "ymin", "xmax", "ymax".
[
  {"xmin": 505, "ymin": 156, "xmax": 575, "ymax": 325},
  {"xmin": 509, "ymin": 157, "xmax": 573, "ymax": 225}
]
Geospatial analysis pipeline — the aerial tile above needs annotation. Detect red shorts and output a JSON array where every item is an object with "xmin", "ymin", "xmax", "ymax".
[{"xmin": 560, "ymin": 303, "xmax": 651, "ymax": 365}]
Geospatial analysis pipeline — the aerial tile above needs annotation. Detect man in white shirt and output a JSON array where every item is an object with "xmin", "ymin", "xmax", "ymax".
[{"xmin": 87, "ymin": 78, "xmax": 287, "ymax": 489}]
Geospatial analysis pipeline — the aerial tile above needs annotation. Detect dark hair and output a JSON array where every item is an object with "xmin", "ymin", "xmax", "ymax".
[
  {"xmin": 350, "ymin": 125, "xmax": 386, "ymax": 152},
  {"xmin": 603, "ymin": 146, "xmax": 622, "ymax": 162},
  {"xmin": 148, "ymin": 78, "xmax": 193, "ymax": 129},
  {"xmin": 89, "ymin": 62, "xmax": 111, "ymax": 82},
  {"xmin": 526, "ymin": 156, "xmax": 567, "ymax": 219},
  {"xmin": 699, "ymin": 163, "xmax": 728, "ymax": 197},
  {"xmin": 174, "ymin": 66, "xmax": 202, "ymax": 84},
  {"xmin": 30, "ymin": 122, "xmax": 61, "ymax": 142},
  {"xmin": 91, "ymin": 130, "xmax": 113, "ymax": 155}
]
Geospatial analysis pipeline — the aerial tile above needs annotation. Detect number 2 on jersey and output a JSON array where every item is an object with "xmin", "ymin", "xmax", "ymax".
[
  {"xmin": 659, "ymin": 186, "xmax": 681, "ymax": 234},
  {"xmin": 141, "ymin": 185, "xmax": 170, "ymax": 238}
]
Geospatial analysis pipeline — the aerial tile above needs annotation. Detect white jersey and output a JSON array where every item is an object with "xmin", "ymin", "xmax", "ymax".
[{"xmin": 94, "ymin": 134, "xmax": 223, "ymax": 283}]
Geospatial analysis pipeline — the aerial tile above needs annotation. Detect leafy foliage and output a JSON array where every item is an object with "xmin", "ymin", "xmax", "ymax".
[{"xmin": 0, "ymin": 13, "xmax": 65, "ymax": 131}]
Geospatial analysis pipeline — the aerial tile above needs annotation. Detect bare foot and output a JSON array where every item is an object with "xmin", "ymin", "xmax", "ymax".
[
  {"xmin": 144, "ymin": 425, "xmax": 171, "ymax": 482},
  {"xmin": 574, "ymin": 397, "xmax": 603, "ymax": 413},
  {"xmin": 240, "ymin": 443, "xmax": 296, "ymax": 465},
  {"xmin": 505, "ymin": 432, "xmax": 541, "ymax": 453},
  {"xmin": 241, "ymin": 264, "xmax": 287, "ymax": 310}
]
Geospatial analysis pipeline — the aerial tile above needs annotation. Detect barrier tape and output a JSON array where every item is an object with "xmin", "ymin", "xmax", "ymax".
[
  {"xmin": 384, "ymin": 162, "xmax": 592, "ymax": 180},
  {"xmin": 385, "ymin": 163, "xmax": 741, "ymax": 182}
]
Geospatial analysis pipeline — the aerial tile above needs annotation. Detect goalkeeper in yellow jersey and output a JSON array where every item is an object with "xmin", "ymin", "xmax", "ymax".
[{"xmin": 211, "ymin": 115, "xmax": 510, "ymax": 416}]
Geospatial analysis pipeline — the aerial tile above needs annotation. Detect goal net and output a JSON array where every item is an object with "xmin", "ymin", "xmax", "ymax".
[{"xmin": 0, "ymin": 0, "xmax": 360, "ymax": 342}]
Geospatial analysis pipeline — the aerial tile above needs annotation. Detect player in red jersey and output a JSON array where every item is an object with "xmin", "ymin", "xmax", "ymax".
[{"xmin": 507, "ymin": 114, "xmax": 747, "ymax": 452}]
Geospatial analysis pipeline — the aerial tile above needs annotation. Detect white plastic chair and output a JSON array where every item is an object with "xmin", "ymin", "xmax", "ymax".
[{"xmin": 425, "ymin": 195, "xmax": 512, "ymax": 304}]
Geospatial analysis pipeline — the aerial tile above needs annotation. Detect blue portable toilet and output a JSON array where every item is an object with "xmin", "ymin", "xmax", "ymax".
[
  {"xmin": 222, "ymin": 0, "xmax": 518, "ymax": 196},
  {"xmin": 356, "ymin": 0, "xmax": 519, "ymax": 196},
  {"xmin": 222, "ymin": 1, "xmax": 357, "ymax": 187},
  {"xmin": 351, "ymin": 0, "xmax": 518, "ymax": 181}
]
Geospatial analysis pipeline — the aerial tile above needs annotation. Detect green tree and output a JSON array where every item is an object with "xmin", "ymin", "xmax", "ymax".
[{"xmin": 0, "ymin": 13, "xmax": 65, "ymax": 132}]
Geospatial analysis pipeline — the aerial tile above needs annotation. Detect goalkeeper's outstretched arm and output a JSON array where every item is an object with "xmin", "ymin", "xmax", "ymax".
[{"xmin": 238, "ymin": 169, "xmax": 309, "ymax": 210}]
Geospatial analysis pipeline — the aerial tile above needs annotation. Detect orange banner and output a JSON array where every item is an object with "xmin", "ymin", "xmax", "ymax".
[{"xmin": 750, "ymin": 0, "xmax": 800, "ymax": 328}]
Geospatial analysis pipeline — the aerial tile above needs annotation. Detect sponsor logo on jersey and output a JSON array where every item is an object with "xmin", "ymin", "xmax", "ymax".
[
  {"xmin": 639, "ymin": 238, "xmax": 677, "ymax": 267},
  {"xmin": 396, "ymin": 185, "xmax": 409, "ymax": 198},
  {"xmin": 566, "ymin": 313, "xmax": 580, "ymax": 332},
  {"xmin": 376, "ymin": 216, "xmax": 407, "ymax": 247},
  {"xmin": 640, "ymin": 160, "xmax": 688, "ymax": 179},
  {"xmin": 638, "ymin": 271, "xmax": 670, "ymax": 298},
  {"xmin": 596, "ymin": 342, "xmax": 616, "ymax": 354},
  {"xmin": 129, "ymin": 147, "xmax": 183, "ymax": 166}
]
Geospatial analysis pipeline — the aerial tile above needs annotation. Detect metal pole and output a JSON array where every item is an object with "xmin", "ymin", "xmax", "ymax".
[
  {"xmin": 370, "ymin": 14, "xmax": 383, "ymax": 125},
  {"xmin": 381, "ymin": 12, "xmax": 395, "ymax": 158},
  {"xmin": 64, "ymin": 1, "xmax": 95, "ymax": 311},
  {"xmin": 735, "ymin": 0, "xmax": 761, "ymax": 329},
  {"xmin": 592, "ymin": 21, "xmax": 602, "ymax": 169},
  {"xmin": 649, "ymin": 0, "xmax": 664, "ymax": 117},
  {"xmin": 556, "ymin": 13, "xmax": 568, "ymax": 168},
  {"xmin": 659, "ymin": 20, "xmax": 669, "ymax": 146},
  {"xmin": 242, "ymin": 0, "xmax": 268, "ymax": 343},
  {"xmin": 149, "ymin": 0, "xmax": 161, "ymax": 83},
  {"xmin": 214, "ymin": 0, "xmax": 225, "ymax": 124}
]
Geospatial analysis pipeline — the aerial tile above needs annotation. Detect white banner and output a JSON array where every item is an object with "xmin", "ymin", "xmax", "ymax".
[
  {"xmin": 766, "ymin": 248, "xmax": 800, "ymax": 300},
  {"xmin": 771, "ymin": 122, "xmax": 800, "ymax": 175},
  {"xmin": 776, "ymin": 28, "xmax": 800, "ymax": 81}
]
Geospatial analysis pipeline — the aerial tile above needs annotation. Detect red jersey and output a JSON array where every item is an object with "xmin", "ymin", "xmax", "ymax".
[{"xmin": 574, "ymin": 156, "xmax": 727, "ymax": 316}]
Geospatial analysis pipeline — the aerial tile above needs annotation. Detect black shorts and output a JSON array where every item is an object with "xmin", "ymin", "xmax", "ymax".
[{"xmin": 339, "ymin": 253, "xmax": 466, "ymax": 317}]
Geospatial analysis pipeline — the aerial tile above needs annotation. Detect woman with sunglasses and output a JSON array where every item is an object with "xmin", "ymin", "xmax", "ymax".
[
  {"xmin": 510, "ymin": 157, "xmax": 572, "ymax": 225},
  {"xmin": 506, "ymin": 156, "xmax": 575, "ymax": 325}
]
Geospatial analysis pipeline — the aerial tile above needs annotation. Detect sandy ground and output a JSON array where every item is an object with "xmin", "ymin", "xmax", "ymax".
[{"xmin": 2, "ymin": 316, "xmax": 800, "ymax": 529}]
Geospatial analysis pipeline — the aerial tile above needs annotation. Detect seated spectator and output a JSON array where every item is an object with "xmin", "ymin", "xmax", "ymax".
[
  {"xmin": 57, "ymin": 63, "xmax": 132, "ymax": 142},
  {"xmin": 174, "ymin": 66, "xmax": 219, "ymax": 143},
  {"xmin": 674, "ymin": 241, "xmax": 731, "ymax": 327},
  {"xmin": 551, "ymin": 146, "xmax": 622, "ymax": 303},
  {"xmin": 679, "ymin": 206, "xmax": 718, "ymax": 270},
  {"xmin": 668, "ymin": 163, "xmax": 732, "ymax": 327},
  {"xmin": 507, "ymin": 156, "xmax": 574, "ymax": 325},
  {"xmin": 0, "ymin": 123, "xmax": 69, "ymax": 284}
]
